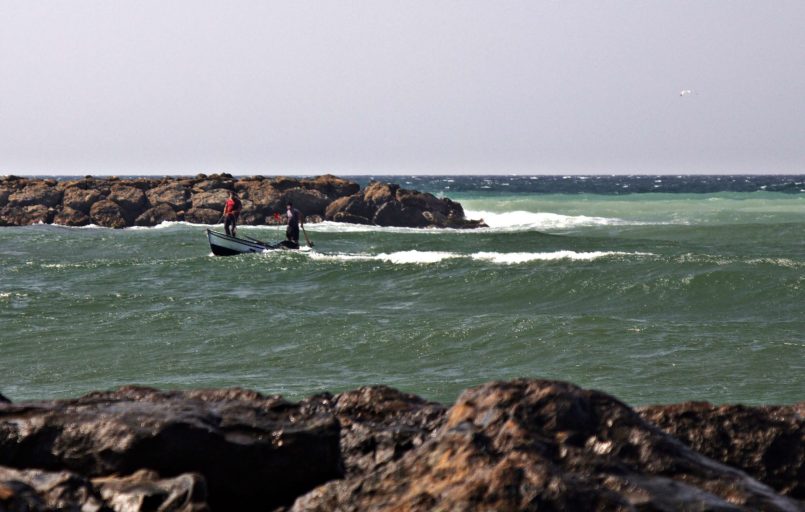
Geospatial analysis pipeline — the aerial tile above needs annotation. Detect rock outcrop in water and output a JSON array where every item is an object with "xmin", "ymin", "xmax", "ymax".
[
  {"xmin": 0, "ymin": 174, "xmax": 487, "ymax": 229},
  {"xmin": 1, "ymin": 380, "xmax": 802, "ymax": 511}
]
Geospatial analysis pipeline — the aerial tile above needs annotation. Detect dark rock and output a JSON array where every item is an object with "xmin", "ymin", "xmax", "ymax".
[
  {"xmin": 0, "ymin": 394, "xmax": 8, "ymax": 404},
  {"xmin": 638, "ymin": 401, "xmax": 805, "ymax": 499},
  {"xmin": 332, "ymin": 212, "xmax": 373, "ymax": 225},
  {"xmin": 331, "ymin": 386, "xmax": 446, "ymax": 476},
  {"xmin": 184, "ymin": 207, "xmax": 221, "ymax": 225},
  {"xmin": 269, "ymin": 176, "xmax": 304, "ymax": 192},
  {"xmin": 90, "ymin": 199, "xmax": 129, "ymax": 228},
  {"xmin": 146, "ymin": 184, "xmax": 191, "ymax": 211},
  {"xmin": 93, "ymin": 469, "xmax": 209, "ymax": 512},
  {"xmin": 0, "ymin": 466, "xmax": 110, "ymax": 511},
  {"xmin": 109, "ymin": 185, "xmax": 148, "ymax": 222},
  {"xmin": 0, "ymin": 386, "xmax": 341, "ymax": 511},
  {"xmin": 8, "ymin": 183, "xmax": 62, "ymax": 208},
  {"xmin": 192, "ymin": 177, "xmax": 235, "ymax": 193},
  {"xmin": 304, "ymin": 174, "xmax": 360, "ymax": 199},
  {"xmin": 283, "ymin": 188, "xmax": 330, "ymax": 217},
  {"xmin": 373, "ymin": 201, "xmax": 428, "ymax": 228},
  {"xmin": 291, "ymin": 379, "xmax": 800, "ymax": 512},
  {"xmin": 62, "ymin": 187, "xmax": 104, "ymax": 213},
  {"xmin": 190, "ymin": 190, "xmax": 230, "ymax": 211},
  {"xmin": 237, "ymin": 180, "xmax": 283, "ymax": 215},
  {"xmin": 135, "ymin": 204, "xmax": 178, "ymax": 227},
  {"xmin": 0, "ymin": 187, "xmax": 9, "ymax": 208},
  {"xmin": 0, "ymin": 205, "xmax": 54, "ymax": 226},
  {"xmin": 53, "ymin": 206, "xmax": 91, "ymax": 227}
]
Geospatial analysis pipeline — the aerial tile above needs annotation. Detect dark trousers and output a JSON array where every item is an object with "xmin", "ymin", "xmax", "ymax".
[
  {"xmin": 286, "ymin": 224, "xmax": 299, "ymax": 243},
  {"xmin": 225, "ymin": 215, "xmax": 238, "ymax": 236}
]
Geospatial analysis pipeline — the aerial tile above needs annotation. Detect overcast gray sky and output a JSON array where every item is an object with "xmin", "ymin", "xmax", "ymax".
[{"xmin": 1, "ymin": 1, "xmax": 804, "ymax": 176}]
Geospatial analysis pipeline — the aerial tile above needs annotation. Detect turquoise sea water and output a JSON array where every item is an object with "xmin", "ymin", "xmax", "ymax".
[{"xmin": 1, "ymin": 176, "xmax": 803, "ymax": 405}]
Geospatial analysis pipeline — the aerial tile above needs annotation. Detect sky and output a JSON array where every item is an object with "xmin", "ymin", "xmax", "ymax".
[{"xmin": 1, "ymin": 1, "xmax": 804, "ymax": 176}]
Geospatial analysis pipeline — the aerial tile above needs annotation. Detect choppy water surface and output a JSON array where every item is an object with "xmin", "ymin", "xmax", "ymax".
[{"xmin": 1, "ymin": 176, "xmax": 803, "ymax": 405}]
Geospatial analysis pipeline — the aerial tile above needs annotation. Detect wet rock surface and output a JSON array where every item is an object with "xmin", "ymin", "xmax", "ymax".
[
  {"xmin": 0, "ymin": 174, "xmax": 484, "ymax": 229},
  {"xmin": 638, "ymin": 401, "xmax": 805, "ymax": 500},
  {"xmin": 1, "ymin": 380, "xmax": 802, "ymax": 511}
]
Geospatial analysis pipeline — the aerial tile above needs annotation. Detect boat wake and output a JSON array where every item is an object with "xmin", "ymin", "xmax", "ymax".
[{"xmin": 303, "ymin": 250, "xmax": 654, "ymax": 265}]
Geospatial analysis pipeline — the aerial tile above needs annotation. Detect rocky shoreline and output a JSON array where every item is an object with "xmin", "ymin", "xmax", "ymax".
[
  {"xmin": 0, "ymin": 380, "xmax": 802, "ymax": 511},
  {"xmin": 0, "ymin": 174, "xmax": 487, "ymax": 229}
]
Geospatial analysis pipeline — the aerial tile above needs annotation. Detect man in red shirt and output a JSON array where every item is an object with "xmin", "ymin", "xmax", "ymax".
[{"xmin": 223, "ymin": 191, "xmax": 242, "ymax": 237}]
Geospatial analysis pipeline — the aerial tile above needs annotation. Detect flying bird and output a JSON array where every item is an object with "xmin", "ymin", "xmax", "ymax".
[{"xmin": 679, "ymin": 89, "xmax": 694, "ymax": 97}]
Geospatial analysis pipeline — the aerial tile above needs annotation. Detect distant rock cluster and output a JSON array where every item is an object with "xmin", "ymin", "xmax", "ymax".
[
  {"xmin": 0, "ymin": 174, "xmax": 487, "ymax": 229},
  {"xmin": 0, "ymin": 379, "xmax": 802, "ymax": 511}
]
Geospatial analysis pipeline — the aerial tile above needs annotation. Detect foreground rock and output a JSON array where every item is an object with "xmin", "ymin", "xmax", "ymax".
[
  {"xmin": 638, "ymin": 401, "xmax": 805, "ymax": 500},
  {"xmin": 291, "ymin": 380, "xmax": 802, "ymax": 512},
  {"xmin": 0, "ymin": 386, "xmax": 340, "ymax": 510},
  {"xmin": 0, "ymin": 174, "xmax": 486, "ymax": 229},
  {"xmin": 1, "ymin": 380, "xmax": 802, "ymax": 511}
]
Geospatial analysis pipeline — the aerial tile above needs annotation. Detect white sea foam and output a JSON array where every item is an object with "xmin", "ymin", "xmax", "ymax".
[
  {"xmin": 305, "ymin": 250, "xmax": 652, "ymax": 265},
  {"xmin": 471, "ymin": 251, "xmax": 650, "ymax": 264},
  {"xmin": 464, "ymin": 210, "xmax": 633, "ymax": 231}
]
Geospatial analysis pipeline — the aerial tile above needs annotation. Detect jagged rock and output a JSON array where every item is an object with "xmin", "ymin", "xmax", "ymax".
[
  {"xmin": 290, "ymin": 379, "xmax": 800, "ymax": 512},
  {"xmin": 638, "ymin": 401, "xmax": 805, "ymax": 499},
  {"xmin": 0, "ymin": 205, "xmax": 54, "ymax": 225},
  {"xmin": 304, "ymin": 174, "xmax": 360, "ymax": 199},
  {"xmin": 63, "ymin": 187, "xmax": 104, "ymax": 213},
  {"xmin": 93, "ymin": 469, "xmax": 209, "ymax": 512},
  {"xmin": 8, "ymin": 183, "xmax": 62, "ymax": 208},
  {"xmin": 146, "ymin": 184, "xmax": 191, "ymax": 211},
  {"xmin": 283, "ymin": 188, "xmax": 330, "ymax": 217},
  {"xmin": 0, "ymin": 175, "xmax": 485, "ymax": 229},
  {"xmin": 0, "ymin": 394, "xmax": 8, "ymax": 404},
  {"xmin": 236, "ymin": 180, "xmax": 283, "ymax": 215},
  {"xmin": 53, "ymin": 206, "xmax": 91, "ymax": 227},
  {"xmin": 109, "ymin": 185, "xmax": 148, "ymax": 222},
  {"xmin": 331, "ymin": 386, "xmax": 446, "ymax": 476},
  {"xmin": 135, "ymin": 204, "xmax": 178, "ymax": 227},
  {"xmin": 90, "ymin": 199, "xmax": 129, "ymax": 228},
  {"xmin": 373, "ymin": 201, "xmax": 428, "ymax": 227},
  {"xmin": 184, "ymin": 207, "xmax": 221, "ymax": 224},
  {"xmin": 190, "ymin": 190, "xmax": 230, "ymax": 211},
  {"xmin": 0, "ymin": 386, "xmax": 341, "ymax": 510},
  {"xmin": 0, "ymin": 466, "xmax": 110, "ymax": 511}
]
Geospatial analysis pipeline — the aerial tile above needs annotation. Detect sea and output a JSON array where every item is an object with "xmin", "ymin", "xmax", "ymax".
[{"xmin": 1, "ymin": 175, "xmax": 803, "ymax": 406}]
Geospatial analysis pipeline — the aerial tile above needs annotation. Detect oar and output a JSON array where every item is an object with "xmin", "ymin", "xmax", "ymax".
[{"xmin": 301, "ymin": 224, "xmax": 314, "ymax": 248}]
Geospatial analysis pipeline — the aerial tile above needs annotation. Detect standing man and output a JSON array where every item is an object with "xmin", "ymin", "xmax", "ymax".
[
  {"xmin": 285, "ymin": 201, "xmax": 303, "ymax": 247},
  {"xmin": 223, "ymin": 190, "xmax": 242, "ymax": 237}
]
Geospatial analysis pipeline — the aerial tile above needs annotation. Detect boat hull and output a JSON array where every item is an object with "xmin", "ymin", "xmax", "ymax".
[{"xmin": 206, "ymin": 229, "xmax": 294, "ymax": 256}]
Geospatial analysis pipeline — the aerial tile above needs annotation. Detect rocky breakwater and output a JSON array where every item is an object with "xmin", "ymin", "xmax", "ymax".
[
  {"xmin": 0, "ymin": 174, "xmax": 486, "ymax": 229},
  {"xmin": 1, "ymin": 380, "xmax": 802, "ymax": 512}
]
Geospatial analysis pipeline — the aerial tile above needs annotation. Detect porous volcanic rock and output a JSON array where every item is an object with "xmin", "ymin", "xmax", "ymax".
[
  {"xmin": 7, "ymin": 182, "xmax": 62, "ymax": 208},
  {"xmin": 0, "ymin": 386, "xmax": 341, "ymax": 510},
  {"xmin": 0, "ymin": 175, "xmax": 486, "ymax": 229},
  {"xmin": 0, "ymin": 465, "xmax": 208, "ymax": 512},
  {"xmin": 53, "ymin": 206, "xmax": 91, "ymax": 227},
  {"xmin": 146, "ymin": 183, "xmax": 191, "ymax": 211},
  {"xmin": 290, "ymin": 379, "xmax": 801, "ymax": 512},
  {"xmin": 62, "ymin": 187, "xmax": 105, "ymax": 213},
  {"xmin": 89, "ymin": 199, "xmax": 128, "ymax": 228},
  {"xmin": 303, "ymin": 386, "xmax": 447, "ymax": 477},
  {"xmin": 135, "ymin": 203, "xmax": 179, "ymax": 226},
  {"xmin": 109, "ymin": 185, "xmax": 148, "ymax": 222},
  {"xmin": 324, "ymin": 181, "xmax": 487, "ymax": 228},
  {"xmin": 638, "ymin": 401, "xmax": 805, "ymax": 500}
]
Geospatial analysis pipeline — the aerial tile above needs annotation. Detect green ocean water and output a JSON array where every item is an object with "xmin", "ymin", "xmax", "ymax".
[{"xmin": 1, "ymin": 187, "xmax": 803, "ymax": 405}]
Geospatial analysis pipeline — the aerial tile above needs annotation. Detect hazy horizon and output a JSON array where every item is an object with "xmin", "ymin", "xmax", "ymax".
[{"xmin": 2, "ymin": 1, "xmax": 804, "ymax": 176}]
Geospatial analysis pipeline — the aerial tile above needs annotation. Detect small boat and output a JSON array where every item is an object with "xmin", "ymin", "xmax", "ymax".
[{"xmin": 206, "ymin": 229, "xmax": 298, "ymax": 256}]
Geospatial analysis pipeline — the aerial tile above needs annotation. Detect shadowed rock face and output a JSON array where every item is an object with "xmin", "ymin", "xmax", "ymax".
[
  {"xmin": 290, "ymin": 380, "xmax": 802, "ymax": 512},
  {"xmin": 0, "ymin": 174, "xmax": 485, "ymax": 229},
  {"xmin": 638, "ymin": 401, "xmax": 805, "ymax": 500},
  {"xmin": 0, "ymin": 386, "xmax": 341, "ymax": 510},
  {"xmin": 1, "ymin": 381, "xmax": 802, "ymax": 511}
]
